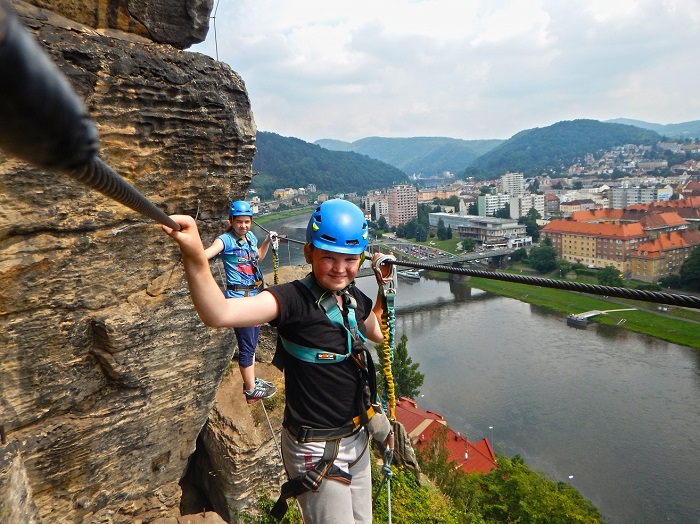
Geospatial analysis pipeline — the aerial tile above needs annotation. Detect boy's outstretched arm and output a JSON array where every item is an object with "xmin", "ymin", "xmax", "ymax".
[{"xmin": 162, "ymin": 215, "xmax": 279, "ymax": 328}]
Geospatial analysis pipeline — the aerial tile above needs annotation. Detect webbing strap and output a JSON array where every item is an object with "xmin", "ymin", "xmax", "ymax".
[
  {"xmin": 271, "ymin": 439, "xmax": 350, "ymax": 521},
  {"xmin": 279, "ymin": 335, "xmax": 352, "ymax": 364}
]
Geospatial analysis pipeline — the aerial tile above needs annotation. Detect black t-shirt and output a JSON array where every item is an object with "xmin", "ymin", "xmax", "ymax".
[{"xmin": 267, "ymin": 279, "xmax": 373, "ymax": 429}]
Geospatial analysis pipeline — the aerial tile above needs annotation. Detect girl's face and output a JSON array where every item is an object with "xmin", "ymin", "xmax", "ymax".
[
  {"xmin": 231, "ymin": 216, "xmax": 252, "ymax": 237},
  {"xmin": 310, "ymin": 247, "xmax": 362, "ymax": 292}
]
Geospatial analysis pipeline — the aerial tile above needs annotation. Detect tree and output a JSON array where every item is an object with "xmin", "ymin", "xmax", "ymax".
[
  {"xmin": 511, "ymin": 247, "xmax": 527, "ymax": 261},
  {"xmin": 528, "ymin": 243, "xmax": 558, "ymax": 273},
  {"xmin": 462, "ymin": 238, "xmax": 476, "ymax": 252},
  {"xmin": 597, "ymin": 265, "xmax": 624, "ymax": 287},
  {"xmin": 415, "ymin": 225, "xmax": 428, "ymax": 242},
  {"xmin": 680, "ymin": 246, "xmax": 700, "ymax": 291},
  {"xmin": 375, "ymin": 334, "xmax": 424, "ymax": 401},
  {"xmin": 494, "ymin": 204, "xmax": 510, "ymax": 219},
  {"xmin": 437, "ymin": 219, "xmax": 448, "ymax": 241},
  {"xmin": 557, "ymin": 259, "xmax": 572, "ymax": 277},
  {"xmin": 377, "ymin": 215, "xmax": 388, "ymax": 230},
  {"xmin": 518, "ymin": 207, "xmax": 541, "ymax": 242}
]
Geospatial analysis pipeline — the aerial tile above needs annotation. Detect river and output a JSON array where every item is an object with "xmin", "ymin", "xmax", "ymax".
[{"xmin": 256, "ymin": 217, "xmax": 700, "ymax": 524}]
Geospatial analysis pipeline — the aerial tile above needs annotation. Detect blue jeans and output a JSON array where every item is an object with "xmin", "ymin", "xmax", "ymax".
[{"xmin": 234, "ymin": 325, "xmax": 260, "ymax": 368}]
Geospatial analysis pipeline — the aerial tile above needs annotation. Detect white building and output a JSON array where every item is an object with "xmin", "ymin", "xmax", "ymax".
[
  {"xmin": 609, "ymin": 186, "xmax": 660, "ymax": 208},
  {"xmin": 429, "ymin": 213, "xmax": 530, "ymax": 246},
  {"xmin": 500, "ymin": 172, "xmax": 525, "ymax": 197},
  {"xmin": 477, "ymin": 194, "xmax": 510, "ymax": 216},
  {"xmin": 509, "ymin": 194, "xmax": 546, "ymax": 219}
]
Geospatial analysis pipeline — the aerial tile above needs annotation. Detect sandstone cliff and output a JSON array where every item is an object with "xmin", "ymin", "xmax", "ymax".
[{"xmin": 0, "ymin": 1, "xmax": 283, "ymax": 522}]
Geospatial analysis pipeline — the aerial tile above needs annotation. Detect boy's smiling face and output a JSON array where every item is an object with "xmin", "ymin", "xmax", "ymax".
[{"xmin": 309, "ymin": 247, "xmax": 362, "ymax": 292}]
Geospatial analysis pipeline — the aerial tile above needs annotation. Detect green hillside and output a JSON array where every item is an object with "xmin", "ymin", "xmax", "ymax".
[
  {"xmin": 252, "ymin": 131, "xmax": 409, "ymax": 198},
  {"xmin": 315, "ymin": 136, "xmax": 502, "ymax": 176},
  {"xmin": 471, "ymin": 119, "xmax": 661, "ymax": 178}
]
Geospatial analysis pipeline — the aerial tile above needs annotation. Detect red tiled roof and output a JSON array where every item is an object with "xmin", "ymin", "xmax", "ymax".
[
  {"xmin": 542, "ymin": 219, "xmax": 646, "ymax": 239},
  {"xmin": 639, "ymin": 212, "xmax": 687, "ymax": 229},
  {"xmin": 569, "ymin": 208, "xmax": 624, "ymax": 222},
  {"xmin": 631, "ymin": 229, "xmax": 700, "ymax": 258},
  {"xmin": 395, "ymin": 397, "xmax": 497, "ymax": 474}
]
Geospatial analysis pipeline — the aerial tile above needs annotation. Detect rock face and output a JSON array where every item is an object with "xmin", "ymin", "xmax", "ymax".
[
  {"xmin": 24, "ymin": 0, "xmax": 213, "ymax": 48},
  {"xmin": 0, "ymin": 1, "xmax": 279, "ymax": 522}
]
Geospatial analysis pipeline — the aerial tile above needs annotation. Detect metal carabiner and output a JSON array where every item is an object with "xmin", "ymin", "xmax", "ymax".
[
  {"xmin": 371, "ymin": 253, "xmax": 397, "ymax": 294},
  {"xmin": 270, "ymin": 231, "xmax": 280, "ymax": 252}
]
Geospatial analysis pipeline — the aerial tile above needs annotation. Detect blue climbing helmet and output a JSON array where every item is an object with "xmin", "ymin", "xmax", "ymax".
[
  {"xmin": 229, "ymin": 200, "xmax": 253, "ymax": 217},
  {"xmin": 306, "ymin": 199, "xmax": 369, "ymax": 255}
]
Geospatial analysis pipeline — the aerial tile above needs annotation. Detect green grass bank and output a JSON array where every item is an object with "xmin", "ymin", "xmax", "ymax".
[{"xmin": 456, "ymin": 274, "xmax": 700, "ymax": 350}]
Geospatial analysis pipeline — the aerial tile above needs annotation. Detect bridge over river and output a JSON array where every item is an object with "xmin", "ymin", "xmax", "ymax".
[{"xmin": 356, "ymin": 240, "xmax": 516, "ymax": 278}]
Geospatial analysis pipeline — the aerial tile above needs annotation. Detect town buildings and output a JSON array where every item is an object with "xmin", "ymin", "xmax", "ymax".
[{"xmin": 542, "ymin": 196, "xmax": 700, "ymax": 281}]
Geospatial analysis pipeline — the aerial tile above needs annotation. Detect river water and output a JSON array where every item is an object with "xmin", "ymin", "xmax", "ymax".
[{"xmin": 256, "ymin": 217, "xmax": 700, "ymax": 524}]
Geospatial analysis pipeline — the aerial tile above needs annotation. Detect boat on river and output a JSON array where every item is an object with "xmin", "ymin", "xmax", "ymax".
[
  {"xmin": 566, "ymin": 314, "xmax": 589, "ymax": 328},
  {"xmin": 398, "ymin": 269, "xmax": 422, "ymax": 280}
]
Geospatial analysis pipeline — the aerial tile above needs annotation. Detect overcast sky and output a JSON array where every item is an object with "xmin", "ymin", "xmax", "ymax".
[{"xmin": 190, "ymin": 0, "xmax": 700, "ymax": 143}]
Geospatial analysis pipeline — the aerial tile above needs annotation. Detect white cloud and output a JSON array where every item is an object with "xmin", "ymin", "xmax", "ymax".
[{"xmin": 191, "ymin": 0, "xmax": 700, "ymax": 142}]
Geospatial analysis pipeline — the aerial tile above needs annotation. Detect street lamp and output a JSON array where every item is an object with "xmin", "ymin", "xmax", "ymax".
[{"xmin": 488, "ymin": 426, "xmax": 494, "ymax": 444}]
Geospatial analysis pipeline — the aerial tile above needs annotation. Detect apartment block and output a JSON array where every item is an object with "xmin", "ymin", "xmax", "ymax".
[
  {"xmin": 477, "ymin": 194, "xmax": 510, "ymax": 216},
  {"xmin": 500, "ymin": 172, "xmax": 525, "ymax": 196},
  {"xmin": 542, "ymin": 220, "xmax": 647, "ymax": 273},
  {"xmin": 387, "ymin": 184, "xmax": 417, "ymax": 227},
  {"xmin": 609, "ymin": 186, "xmax": 659, "ymax": 209},
  {"xmin": 509, "ymin": 194, "xmax": 546, "ymax": 219},
  {"xmin": 629, "ymin": 229, "xmax": 700, "ymax": 282}
]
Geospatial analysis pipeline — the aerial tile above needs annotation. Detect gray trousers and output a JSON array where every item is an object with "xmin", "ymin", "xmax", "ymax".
[{"xmin": 281, "ymin": 427, "xmax": 371, "ymax": 524}]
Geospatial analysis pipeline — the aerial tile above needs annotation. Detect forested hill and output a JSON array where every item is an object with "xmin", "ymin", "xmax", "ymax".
[
  {"xmin": 252, "ymin": 131, "xmax": 409, "ymax": 198},
  {"xmin": 470, "ymin": 119, "xmax": 662, "ymax": 178},
  {"xmin": 315, "ymin": 136, "xmax": 502, "ymax": 176}
]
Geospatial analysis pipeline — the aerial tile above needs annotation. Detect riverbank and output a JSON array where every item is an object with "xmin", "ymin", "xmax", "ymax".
[
  {"xmin": 255, "ymin": 206, "xmax": 314, "ymax": 225},
  {"xmin": 448, "ymin": 273, "xmax": 700, "ymax": 350}
]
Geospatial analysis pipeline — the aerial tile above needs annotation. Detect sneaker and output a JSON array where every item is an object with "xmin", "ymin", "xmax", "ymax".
[
  {"xmin": 245, "ymin": 379, "xmax": 277, "ymax": 404},
  {"xmin": 255, "ymin": 377, "xmax": 275, "ymax": 388}
]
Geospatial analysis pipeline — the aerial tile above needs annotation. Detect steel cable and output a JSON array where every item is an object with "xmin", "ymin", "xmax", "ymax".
[
  {"xmin": 385, "ymin": 258, "xmax": 700, "ymax": 309},
  {"xmin": 0, "ymin": 2, "xmax": 179, "ymax": 231}
]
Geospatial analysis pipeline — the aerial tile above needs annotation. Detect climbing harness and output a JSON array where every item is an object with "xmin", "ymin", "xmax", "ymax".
[
  {"xmin": 274, "ymin": 275, "xmax": 381, "ymax": 435},
  {"xmin": 271, "ymin": 439, "xmax": 351, "ymax": 520},
  {"xmin": 271, "ymin": 274, "xmax": 383, "ymax": 520},
  {"xmin": 0, "ymin": 3, "xmax": 179, "ymax": 231}
]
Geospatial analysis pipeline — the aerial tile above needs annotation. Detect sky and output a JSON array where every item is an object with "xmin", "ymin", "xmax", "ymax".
[{"xmin": 190, "ymin": 0, "xmax": 700, "ymax": 144}]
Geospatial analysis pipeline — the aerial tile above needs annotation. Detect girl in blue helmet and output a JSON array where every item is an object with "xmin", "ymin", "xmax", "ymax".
[
  {"xmin": 204, "ymin": 200, "xmax": 277, "ymax": 403},
  {"xmin": 163, "ymin": 199, "xmax": 393, "ymax": 524}
]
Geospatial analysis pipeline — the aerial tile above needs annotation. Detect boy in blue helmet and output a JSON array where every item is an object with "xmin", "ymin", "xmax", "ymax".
[
  {"xmin": 204, "ymin": 200, "xmax": 277, "ymax": 403},
  {"xmin": 163, "ymin": 199, "xmax": 394, "ymax": 524}
]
